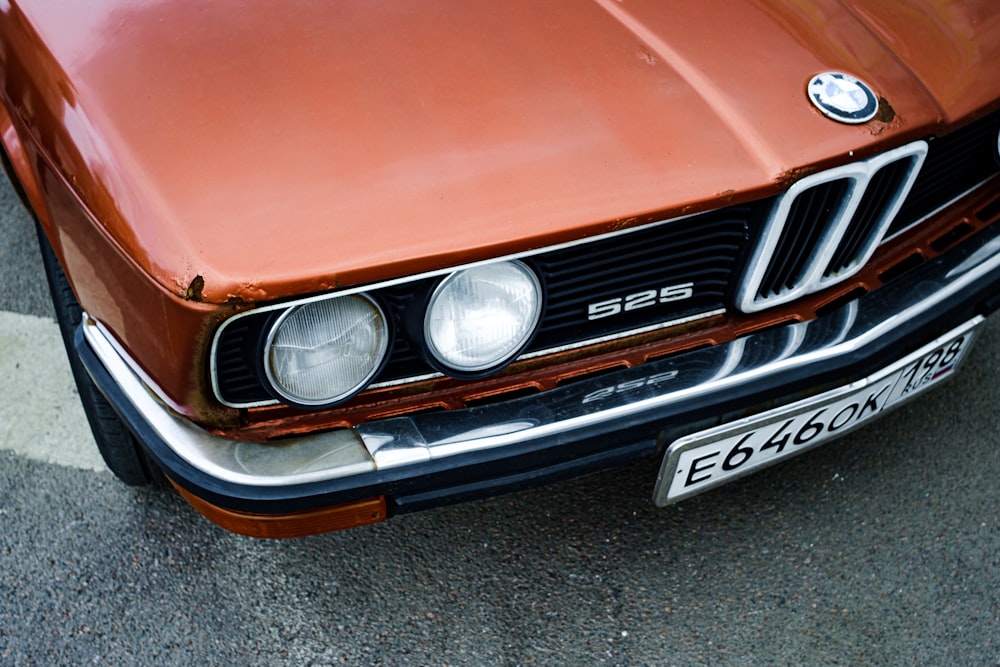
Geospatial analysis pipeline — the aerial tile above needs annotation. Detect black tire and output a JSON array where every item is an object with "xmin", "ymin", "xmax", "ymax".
[{"xmin": 36, "ymin": 224, "xmax": 158, "ymax": 486}]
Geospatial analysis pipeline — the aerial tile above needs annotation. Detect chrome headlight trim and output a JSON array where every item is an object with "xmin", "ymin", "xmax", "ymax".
[
  {"xmin": 262, "ymin": 294, "xmax": 390, "ymax": 408},
  {"xmin": 422, "ymin": 260, "xmax": 543, "ymax": 375}
]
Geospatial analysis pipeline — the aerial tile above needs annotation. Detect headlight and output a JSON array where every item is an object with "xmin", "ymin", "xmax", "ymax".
[
  {"xmin": 264, "ymin": 294, "xmax": 389, "ymax": 407},
  {"xmin": 424, "ymin": 260, "xmax": 542, "ymax": 374}
]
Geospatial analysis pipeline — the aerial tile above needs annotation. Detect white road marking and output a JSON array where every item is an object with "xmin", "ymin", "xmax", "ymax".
[{"xmin": 0, "ymin": 311, "xmax": 106, "ymax": 471}]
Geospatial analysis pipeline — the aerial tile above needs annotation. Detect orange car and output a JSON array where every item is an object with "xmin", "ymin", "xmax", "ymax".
[{"xmin": 2, "ymin": 1, "xmax": 999, "ymax": 537}]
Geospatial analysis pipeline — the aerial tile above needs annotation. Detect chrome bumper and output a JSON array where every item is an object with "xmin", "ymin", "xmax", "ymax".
[{"xmin": 79, "ymin": 224, "xmax": 1000, "ymax": 510}]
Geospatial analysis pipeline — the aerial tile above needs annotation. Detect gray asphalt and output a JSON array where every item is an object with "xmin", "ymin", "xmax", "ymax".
[{"xmin": 2, "ymin": 173, "xmax": 999, "ymax": 665}]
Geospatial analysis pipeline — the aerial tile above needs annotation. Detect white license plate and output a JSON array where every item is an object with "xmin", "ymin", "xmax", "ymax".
[{"xmin": 655, "ymin": 319, "xmax": 982, "ymax": 505}]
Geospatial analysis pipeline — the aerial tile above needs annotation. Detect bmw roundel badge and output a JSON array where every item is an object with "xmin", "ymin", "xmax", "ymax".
[{"xmin": 807, "ymin": 72, "xmax": 879, "ymax": 124}]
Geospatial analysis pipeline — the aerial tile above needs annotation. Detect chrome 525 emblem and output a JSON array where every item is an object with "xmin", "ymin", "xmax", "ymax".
[
  {"xmin": 587, "ymin": 282, "xmax": 694, "ymax": 321},
  {"xmin": 807, "ymin": 72, "xmax": 878, "ymax": 124}
]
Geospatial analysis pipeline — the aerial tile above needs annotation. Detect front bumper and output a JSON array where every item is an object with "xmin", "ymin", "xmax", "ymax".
[{"xmin": 77, "ymin": 221, "xmax": 1000, "ymax": 532}]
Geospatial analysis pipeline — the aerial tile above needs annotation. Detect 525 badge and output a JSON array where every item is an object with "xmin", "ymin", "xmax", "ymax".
[{"xmin": 587, "ymin": 282, "xmax": 694, "ymax": 320}]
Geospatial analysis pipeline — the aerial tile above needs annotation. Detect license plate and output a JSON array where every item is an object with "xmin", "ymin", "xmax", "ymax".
[{"xmin": 655, "ymin": 319, "xmax": 982, "ymax": 505}]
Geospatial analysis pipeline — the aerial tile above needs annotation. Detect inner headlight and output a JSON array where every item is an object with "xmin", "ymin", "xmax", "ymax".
[
  {"xmin": 264, "ymin": 294, "xmax": 389, "ymax": 407},
  {"xmin": 424, "ymin": 260, "xmax": 542, "ymax": 374}
]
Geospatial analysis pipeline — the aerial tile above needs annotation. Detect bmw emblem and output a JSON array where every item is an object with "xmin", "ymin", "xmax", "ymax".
[{"xmin": 807, "ymin": 72, "xmax": 879, "ymax": 124}]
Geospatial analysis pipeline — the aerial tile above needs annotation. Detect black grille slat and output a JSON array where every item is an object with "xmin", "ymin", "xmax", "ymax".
[
  {"xmin": 550, "ymin": 249, "xmax": 741, "ymax": 301},
  {"xmin": 530, "ymin": 210, "xmax": 753, "ymax": 349},
  {"xmin": 890, "ymin": 113, "xmax": 1000, "ymax": 236},
  {"xmin": 541, "ymin": 234, "xmax": 740, "ymax": 276},
  {"xmin": 214, "ymin": 317, "xmax": 272, "ymax": 404}
]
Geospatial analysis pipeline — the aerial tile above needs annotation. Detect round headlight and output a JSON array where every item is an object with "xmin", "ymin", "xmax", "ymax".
[
  {"xmin": 264, "ymin": 294, "xmax": 389, "ymax": 407},
  {"xmin": 424, "ymin": 260, "xmax": 542, "ymax": 374}
]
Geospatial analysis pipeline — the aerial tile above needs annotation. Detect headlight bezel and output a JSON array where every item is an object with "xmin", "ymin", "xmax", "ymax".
[
  {"xmin": 261, "ymin": 293, "xmax": 392, "ymax": 409},
  {"xmin": 421, "ymin": 260, "xmax": 544, "ymax": 378}
]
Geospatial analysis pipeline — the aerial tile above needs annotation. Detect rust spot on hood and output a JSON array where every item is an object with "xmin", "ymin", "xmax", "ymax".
[
  {"xmin": 875, "ymin": 97, "xmax": 896, "ymax": 123},
  {"xmin": 775, "ymin": 165, "xmax": 817, "ymax": 189},
  {"xmin": 864, "ymin": 97, "xmax": 902, "ymax": 136},
  {"xmin": 225, "ymin": 295, "xmax": 251, "ymax": 308},
  {"xmin": 717, "ymin": 189, "xmax": 737, "ymax": 203},
  {"xmin": 184, "ymin": 275, "xmax": 205, "ymax": 302},
  {"xmin": 607, "ymin": 216, "xmax": 639, "ymax": 232}
]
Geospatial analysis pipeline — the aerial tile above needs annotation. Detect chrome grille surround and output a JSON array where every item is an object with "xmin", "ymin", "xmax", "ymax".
[{"xmin": 737, "ymin": 141, "xmax": 928, "ymax": 313}]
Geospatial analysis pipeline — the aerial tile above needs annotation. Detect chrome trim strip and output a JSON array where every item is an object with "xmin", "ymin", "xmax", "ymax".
[
  {"xmin": 215, "ymin": 395, "xmax": 279, "ymax": 409},
  {"xmin": 83, "ymin": 222, "xmax": 1000, "ymax": 488},
  {"xmin": 520, "ymin": 309, "xmax": 726, "ymax": 360},
  {"xmin": 369, "ymin": 371, "xmax": 444, "ymax": 389},
  {"xmin": 368, "ymin": 308, "xmax": 726, "ymax": 388}
]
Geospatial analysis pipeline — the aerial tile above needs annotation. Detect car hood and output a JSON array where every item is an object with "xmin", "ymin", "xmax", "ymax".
[{"xmin": 4, "ymin": 0, "xmax": 1000, "ymax": 303}]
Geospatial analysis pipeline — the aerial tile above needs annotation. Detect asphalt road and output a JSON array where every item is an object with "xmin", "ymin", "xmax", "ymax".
[{"xmin": 1, "ymin": 173, "xmax": 999, "ymax": 666}]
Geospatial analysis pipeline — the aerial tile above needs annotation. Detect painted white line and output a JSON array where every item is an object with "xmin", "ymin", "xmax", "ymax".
[{"xmin": 0, "ymin": 311, "xmax": 106, "ymax": 471}]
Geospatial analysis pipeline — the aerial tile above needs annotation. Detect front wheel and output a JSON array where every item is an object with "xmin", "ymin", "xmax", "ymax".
[{"xmin": 37, "ymin": 225, "xmax": 157, "ymax": 486}]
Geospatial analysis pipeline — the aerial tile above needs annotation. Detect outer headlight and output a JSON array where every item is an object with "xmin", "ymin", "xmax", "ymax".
[
  {"xmin": 424, "ymin": 260, "xmax": 542, "ymax": 374},
  {"xmin": 264, "ymin": 294, "xmax": 389, "ymax": 407}
]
